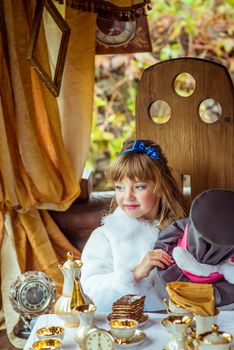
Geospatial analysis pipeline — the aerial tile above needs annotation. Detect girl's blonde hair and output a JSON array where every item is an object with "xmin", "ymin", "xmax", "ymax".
[{"xmin": 107, "ymin": 139, "xmax": 189, "ymax": 228}]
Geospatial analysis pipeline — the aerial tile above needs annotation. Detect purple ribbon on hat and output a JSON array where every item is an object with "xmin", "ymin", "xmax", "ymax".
[{"xmin": 119, "ymin": 140, "xmax": 161, "ymax": 161}]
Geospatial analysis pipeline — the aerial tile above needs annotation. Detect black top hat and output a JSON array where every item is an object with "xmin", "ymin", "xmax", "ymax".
[{"xmin": 188, "ymin": 188, "xmax": 234, "ymax": 264}]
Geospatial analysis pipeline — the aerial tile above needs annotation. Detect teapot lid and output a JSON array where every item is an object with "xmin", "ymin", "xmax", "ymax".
[
  {"xmin": 60, "ymin": 252, "xmax": 83, "ymax": 269},
  {"xmin": 198, "ymin": 324, "xmax": 233, "ymax": 345}
]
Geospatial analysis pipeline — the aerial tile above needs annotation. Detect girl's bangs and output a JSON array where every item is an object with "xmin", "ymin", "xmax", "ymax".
[{"xmin": 109, "ymin": 155, "xmax": 157, "ymax": 182}]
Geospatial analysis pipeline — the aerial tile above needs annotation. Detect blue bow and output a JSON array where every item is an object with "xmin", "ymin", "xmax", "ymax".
[{"xmin": 119, "ymin": 140, "xmax": 161, "ymax": 161}]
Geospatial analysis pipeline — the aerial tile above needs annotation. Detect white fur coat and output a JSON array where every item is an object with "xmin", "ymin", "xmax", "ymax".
[{"xmin": 80, "ymin": 207, "xmax": 166, "ymax": 312}]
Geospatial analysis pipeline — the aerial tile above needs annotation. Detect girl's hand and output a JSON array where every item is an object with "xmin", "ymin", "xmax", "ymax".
[{"xmin": 133, "ymin": 249, "xmax": 174, "ymax": 282}]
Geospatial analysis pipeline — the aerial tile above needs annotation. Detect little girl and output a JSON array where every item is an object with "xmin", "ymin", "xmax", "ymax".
[{"xmin": 80, "ymin": 139, "xmax": 188, "ymax": 312}]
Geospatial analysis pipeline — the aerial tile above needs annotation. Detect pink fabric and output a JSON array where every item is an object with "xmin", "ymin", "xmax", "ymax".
[{"xmin": 177, "ymin": 225, "xmax": 225, "ymax": 283}]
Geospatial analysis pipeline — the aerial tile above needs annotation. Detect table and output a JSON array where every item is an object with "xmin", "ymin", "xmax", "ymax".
[{"xmin": 23, "ymin": 311, "xmax": 234, "ymax": 349}]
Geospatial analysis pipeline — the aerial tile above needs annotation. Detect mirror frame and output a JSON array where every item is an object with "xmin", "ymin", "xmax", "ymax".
[{"xmin": 26, "ymin": 0, "xmax": 70, "ymax": 97}]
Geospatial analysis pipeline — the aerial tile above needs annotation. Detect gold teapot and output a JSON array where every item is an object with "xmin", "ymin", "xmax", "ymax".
[{"xmin": 54, "ymin": 252, "xmax": 92, "ymax": 327}]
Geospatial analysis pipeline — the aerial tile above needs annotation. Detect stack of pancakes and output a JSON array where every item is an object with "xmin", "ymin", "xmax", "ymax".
[{"xmin": 111, "ymin": 294, "xmax": 145, "ymax": 321}]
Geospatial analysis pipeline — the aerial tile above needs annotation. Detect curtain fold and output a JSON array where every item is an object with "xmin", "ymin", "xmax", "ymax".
[
  {"xmin": 57, "ymin": 8, "xmax": 96, "ymax": 179},
  {"xmin": 0, "ymin": 0, "xmax": 96, "ymax": 347}
]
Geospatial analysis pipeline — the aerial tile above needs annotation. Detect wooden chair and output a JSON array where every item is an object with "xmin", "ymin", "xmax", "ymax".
[{"xmin": 136, "ymin": 57, "xmax": 234, "ymax": 201}]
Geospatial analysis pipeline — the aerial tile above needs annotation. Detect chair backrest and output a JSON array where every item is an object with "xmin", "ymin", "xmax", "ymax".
[{"xmin": 136, "ymin": 57, "xmax": 234, "ymax": 201}]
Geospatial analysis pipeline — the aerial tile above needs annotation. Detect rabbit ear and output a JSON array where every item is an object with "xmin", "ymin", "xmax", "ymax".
[
  {"xmin": 172, "ymin": 247, "xmax": 234, "ymax": 284},
  {"xmin": 172, "ymin": 247, "xmax": 213, "ymax": 276},
  {"xmin": 219, "ymin": 262, "xmax": 234, "ymax": 284}
]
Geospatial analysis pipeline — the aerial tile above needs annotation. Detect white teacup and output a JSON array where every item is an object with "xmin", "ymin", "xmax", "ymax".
[
  {"xmin": 163, "ymin": 298, "xmax": 192, "ymax": 316},
  {"xmin": 195, "ymin": 311, "xmax": 219, "ymax": 337},
  {"xmin": 109, "ymin": 319, "xmax": 138, "ymax": 341},
  {"xmin": 32, "ymin": 338, "xmax": 62, "ymax": 349},
  {"xmin": 36, "ymin": 326, "xmax": 64, "ymax": 340},
  {"xmin": 161, "ymin": 315, "xmax": 193, "ymax": 350}
]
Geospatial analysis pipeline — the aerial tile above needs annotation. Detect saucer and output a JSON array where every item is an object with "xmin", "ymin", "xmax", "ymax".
[
  {"xmin": 107, "ymin": 313, "xmax": 149, "ymax": 327},
  {"xmin": 167, "ymin": 308, "xmax": 193, "ymax": 317},
  {"xmin": 112, "ymin": 329, "xmax": 146, "ymax": 348}
]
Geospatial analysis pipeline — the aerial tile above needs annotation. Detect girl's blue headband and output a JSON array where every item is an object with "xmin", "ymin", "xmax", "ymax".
[{"xmin": 118, "ymin": 140, "xmax": 162, "ymax": 162}]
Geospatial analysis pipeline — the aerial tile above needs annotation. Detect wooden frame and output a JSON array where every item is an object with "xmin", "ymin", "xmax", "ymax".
[
  {"xmin": 26, "ymin": 0, "xmax": 70, "ymax": 97},
  {"xmin": 96, "ymin": 13, "xmax": 152, "ymax": 55}
]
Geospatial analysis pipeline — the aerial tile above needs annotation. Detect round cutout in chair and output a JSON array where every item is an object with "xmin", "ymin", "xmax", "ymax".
[
  {"xmin": 174, "ymin": 72, "xmax": 196, "ymax": 97},
  {"xmin": 199, "ymin": 98, "xmax": 222, "ymax": 124},
  {"xmin": 148, "ymin": 99, "xmax": 171, "ymax": 124}
]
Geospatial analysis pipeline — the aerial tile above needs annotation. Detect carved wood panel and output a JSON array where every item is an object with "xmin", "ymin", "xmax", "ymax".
[{"xmin": 136, "ymin": 58, "xmax": 234, "ymax": 200}]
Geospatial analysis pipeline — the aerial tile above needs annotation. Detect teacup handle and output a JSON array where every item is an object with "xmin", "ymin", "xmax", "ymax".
[
  {"xmin": 186, "ymin": 335, "xmax": 199, "ymax": 350},
  {"xmin": 163, "ymin": 298, "xmax": 169, "ymax": 309},
  {"xmin": 186, "ymin": 325, "xmax": 196, "ymax": 338}
]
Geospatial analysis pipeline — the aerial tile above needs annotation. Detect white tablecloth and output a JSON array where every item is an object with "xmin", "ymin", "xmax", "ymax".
[{"xmin": 23, "ymin": 311, "xmax": 234, "ymax": 350}]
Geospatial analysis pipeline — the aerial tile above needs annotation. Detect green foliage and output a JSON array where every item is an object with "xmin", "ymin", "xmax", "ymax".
[
  {"xmin": 160, "ymin": 43, "xmax": 181, "ymax": 60},
  {"xmin": 149, "ymin": 0, "xmax": 234, "ymax": 62},
  {"xmin": 86, "ymin": 0, "xmax": 234, "ymax": 190}
]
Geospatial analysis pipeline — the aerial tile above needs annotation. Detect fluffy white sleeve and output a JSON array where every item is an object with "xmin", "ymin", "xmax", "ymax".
[{"xmin": 80, "ymin": 227, "xmax": 141, "ymax": 312}]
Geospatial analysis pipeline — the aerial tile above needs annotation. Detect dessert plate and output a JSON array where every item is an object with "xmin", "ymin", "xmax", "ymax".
[
  {"xmin": 107, "ymin": 313, "xmax": 149, "ymax": 327},
  {"xmin": 111, "ymin": 329, "xmax": 146, "ymax": 348}
]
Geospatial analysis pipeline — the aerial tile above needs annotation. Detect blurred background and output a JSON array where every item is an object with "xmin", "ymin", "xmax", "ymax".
[{"xmin": 87, "ymin": 0, "xmax": 234, "ymax": 191}]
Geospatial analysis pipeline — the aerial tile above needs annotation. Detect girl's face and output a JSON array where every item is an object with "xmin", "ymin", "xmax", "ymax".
[{"xmin": 114, "ymin": 177, "xmax": 160, "ymax": 220}]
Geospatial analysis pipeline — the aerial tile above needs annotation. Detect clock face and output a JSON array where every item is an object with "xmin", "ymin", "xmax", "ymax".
[
  {"xmin": 9, "ymin": 271, "xmax": 56, "ymax": 319},
  {"xmin": 19, "ymin": 281, "xmax": 50, "ymax": 312},
  {"xmin": 96, "ymin": 15, "xmax": 136, "ymax": 47},
  {"xmin": 85, "ymin": 328, "xmax": 115, "ymax": 350}
]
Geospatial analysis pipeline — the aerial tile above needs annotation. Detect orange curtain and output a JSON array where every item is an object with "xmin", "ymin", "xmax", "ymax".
[{"xmin": 0, "ymin": 0, "xmax": 96, "ymax": 347}]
